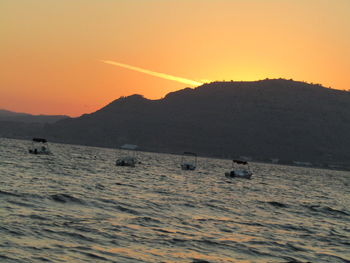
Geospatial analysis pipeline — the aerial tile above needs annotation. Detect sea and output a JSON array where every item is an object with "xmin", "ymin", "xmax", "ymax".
[{"xmin": 0, "ymin": 138, "xmax": 349, "ymax": 263}]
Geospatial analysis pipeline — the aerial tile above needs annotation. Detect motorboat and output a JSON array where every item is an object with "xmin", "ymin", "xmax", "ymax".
[
  {"xmin": 181, "ymin": 152, "xmax": 197, "ymax": 170},
  {"xmin": 116, "ymin": 156, "xmax": 136, "ymax": 167},
  {"xmin": 116, "ymin": 144, "xmax": 138, "ymax": 167},
  {"xmin": 225, "ymin": 159, "xmax": 252, "ymax": 179},
  {"xmin": 28, "ymin": 138, "xmax": 51, "ymax": 155}
]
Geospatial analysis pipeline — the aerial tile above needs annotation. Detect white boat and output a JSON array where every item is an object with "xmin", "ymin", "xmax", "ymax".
[
  {"xmin": 28, "ymin": 138, "xmax": 51, "ymax": 155},
  {"xmin": 181, "ymin": 152, "xmax": 197, "ymax": 170},
  {"xmin": 225, "ymin": 159, "xmax": 252, "ymax": 179},
  {"xmin": 116, "ymin": 144, "xmax": 138, "ymax": 167}
]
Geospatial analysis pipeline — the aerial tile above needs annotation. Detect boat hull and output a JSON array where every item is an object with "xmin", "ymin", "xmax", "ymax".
[
  {"xmin": 181, "ymin": 163, "xmax": 196, "ymax": 170},
  {"xmin": 116, "ymin": 157, "xmax": 136, "ymax": 167},
  {"xmin": 29, "ymin": 149, "xmax": 51, "ymax": 155},
  {"xmin": 225, "ymin": 170, "xmax": 252, "ymax": 179}
]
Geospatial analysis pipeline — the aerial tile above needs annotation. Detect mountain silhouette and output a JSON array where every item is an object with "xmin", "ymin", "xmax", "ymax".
[
  {"xmin": 1, "ymin": 79, "xmax": 349, "ymax": 167},
  {"xmin": 0, "ymin": 109, "xmax": 68, "ymax": 123}
]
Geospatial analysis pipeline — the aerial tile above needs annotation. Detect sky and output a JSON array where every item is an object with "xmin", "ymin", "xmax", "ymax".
[{"xmin": 1, "ymin": 0, "xmax": 349, "ymax": 116}]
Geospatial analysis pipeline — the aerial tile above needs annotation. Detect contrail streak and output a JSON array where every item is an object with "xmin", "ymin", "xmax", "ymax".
[{"xmin": 101, "ymin": 60, "xmax": 203, "ymax": 86}]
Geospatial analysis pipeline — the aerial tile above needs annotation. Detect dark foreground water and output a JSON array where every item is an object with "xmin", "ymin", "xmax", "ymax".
[{"xmin": 0, "ymin": 138, "xmax": 349, "ymax": 263}]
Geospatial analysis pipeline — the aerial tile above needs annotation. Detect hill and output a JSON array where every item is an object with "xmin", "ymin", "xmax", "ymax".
[
  {"xmin": 0, "ymin": 79, "xmax": 350, "ymax": 167},
  {"xmin": 0, "ymin": 109, "xmax": 68, "ymax": 123},
  {"xmin": 40, "ymin": 79, "xmax": 350, "ymax": 167}
]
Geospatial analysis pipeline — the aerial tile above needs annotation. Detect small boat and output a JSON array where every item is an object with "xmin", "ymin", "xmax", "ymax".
[
  {"xmin": 116, "ymin": 144, "xmax": 138, "ymax": 167},
  {"xmin": 28, "ymin": 138, "xmax": 51, "ymax": 155},
  {"xmin": 181, "ymin": 152, "xmax": 197, "ymax": 170},
  {"xmin": 116, "ymin": 156, "xmax": 136, "ymax": 167},
  {"xmin": 225, "ymin": 159, "xmax": 252, "ymax": 179}
]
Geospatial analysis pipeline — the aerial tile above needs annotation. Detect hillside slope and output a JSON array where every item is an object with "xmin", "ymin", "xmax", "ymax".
[{"xmin": 44, "ymin": 79, "xmax": 350, "ymax": 166}]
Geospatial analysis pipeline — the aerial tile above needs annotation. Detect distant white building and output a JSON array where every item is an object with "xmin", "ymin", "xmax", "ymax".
[
  {"xmin": 120, "ymin": 144, "xmax": 138, "ymax": 150},
  {"xmin": 239, "ymin": 156, "xmax": 252, "ymax": 161},
  {"xmin": 293, "ymin": 161, "xmax": 312, "ymax": 166}
]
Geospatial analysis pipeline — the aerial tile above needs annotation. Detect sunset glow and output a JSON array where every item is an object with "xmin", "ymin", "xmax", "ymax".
[{"xmin": 1, "ymin": 0, "xmax": 349, "ymax": 116}]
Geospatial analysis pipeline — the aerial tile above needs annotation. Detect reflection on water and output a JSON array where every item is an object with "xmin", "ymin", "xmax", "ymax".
[{"xmin": 0, "ymin": 138, "xmax": 349, "ymax": 263}]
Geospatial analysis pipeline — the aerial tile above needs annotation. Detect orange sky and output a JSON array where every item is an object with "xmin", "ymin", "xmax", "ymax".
[{"xmin": 1, "ymin": 0, "xmax": 349, "ymax": 116}]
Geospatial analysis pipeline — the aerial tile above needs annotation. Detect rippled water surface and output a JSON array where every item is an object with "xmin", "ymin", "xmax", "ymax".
[{"xmin": 1, "ymin": 138, "xmax": 349, "ymax": 263}]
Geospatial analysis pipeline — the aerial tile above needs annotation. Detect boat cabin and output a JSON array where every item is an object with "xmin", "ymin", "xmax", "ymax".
[
  {"xmin": 225, "ymin": 159, "xmax": 252, "ymax": 179},
  {"xmin": 181, "ymin": 152, "xmax": 197, "ymax": 170},
  {"xmin": 28, "ymin": 138, "xmax": 51, "ymax": 155},
  {"xmin": 116, "ymin": 144, "xmax": 138, "ymax": 167}
]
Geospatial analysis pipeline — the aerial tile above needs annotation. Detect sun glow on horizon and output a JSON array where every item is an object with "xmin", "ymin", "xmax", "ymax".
[{"xmin": 1, "ymin": 0, "xmax": 350, "ymax": 116}]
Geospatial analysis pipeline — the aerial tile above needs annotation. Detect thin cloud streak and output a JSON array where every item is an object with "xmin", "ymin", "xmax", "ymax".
[{"xmin": 101, "ymin": 60, "xmax": 203, "ymax": 86}]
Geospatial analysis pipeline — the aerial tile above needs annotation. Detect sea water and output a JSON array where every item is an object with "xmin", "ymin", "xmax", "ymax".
[{"xmin": 0, "ymin": 138, "xmax": 349, "ymax": 263}]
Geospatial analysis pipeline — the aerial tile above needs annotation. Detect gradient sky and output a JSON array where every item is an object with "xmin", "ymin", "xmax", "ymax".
[{"xmin": 1, "ymin": 0, "xmax": 349, "ymax": 116}]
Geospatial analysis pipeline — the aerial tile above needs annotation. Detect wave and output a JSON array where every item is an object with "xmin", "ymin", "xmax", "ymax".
[
  {"xmin": 302, "ymin": 204, "xmax": 349, "ymax": 216},
  {"xmin": 49, "ymin": 193, "xmax": 84, "ymax": 204},
  {"xmin": 114, "ymin": 205, "xmax": 140, "ymax": 215},
  {"xmin": 0, "ymin": 190, "xmax": 20, "ymax": 197},
  {"xmin": 265, "ymin": 201, "xmax": 289, "ymax": 208},
  {"xmin": 1, "ymin": 139, "xmax": 349, "ymax": 263}
]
